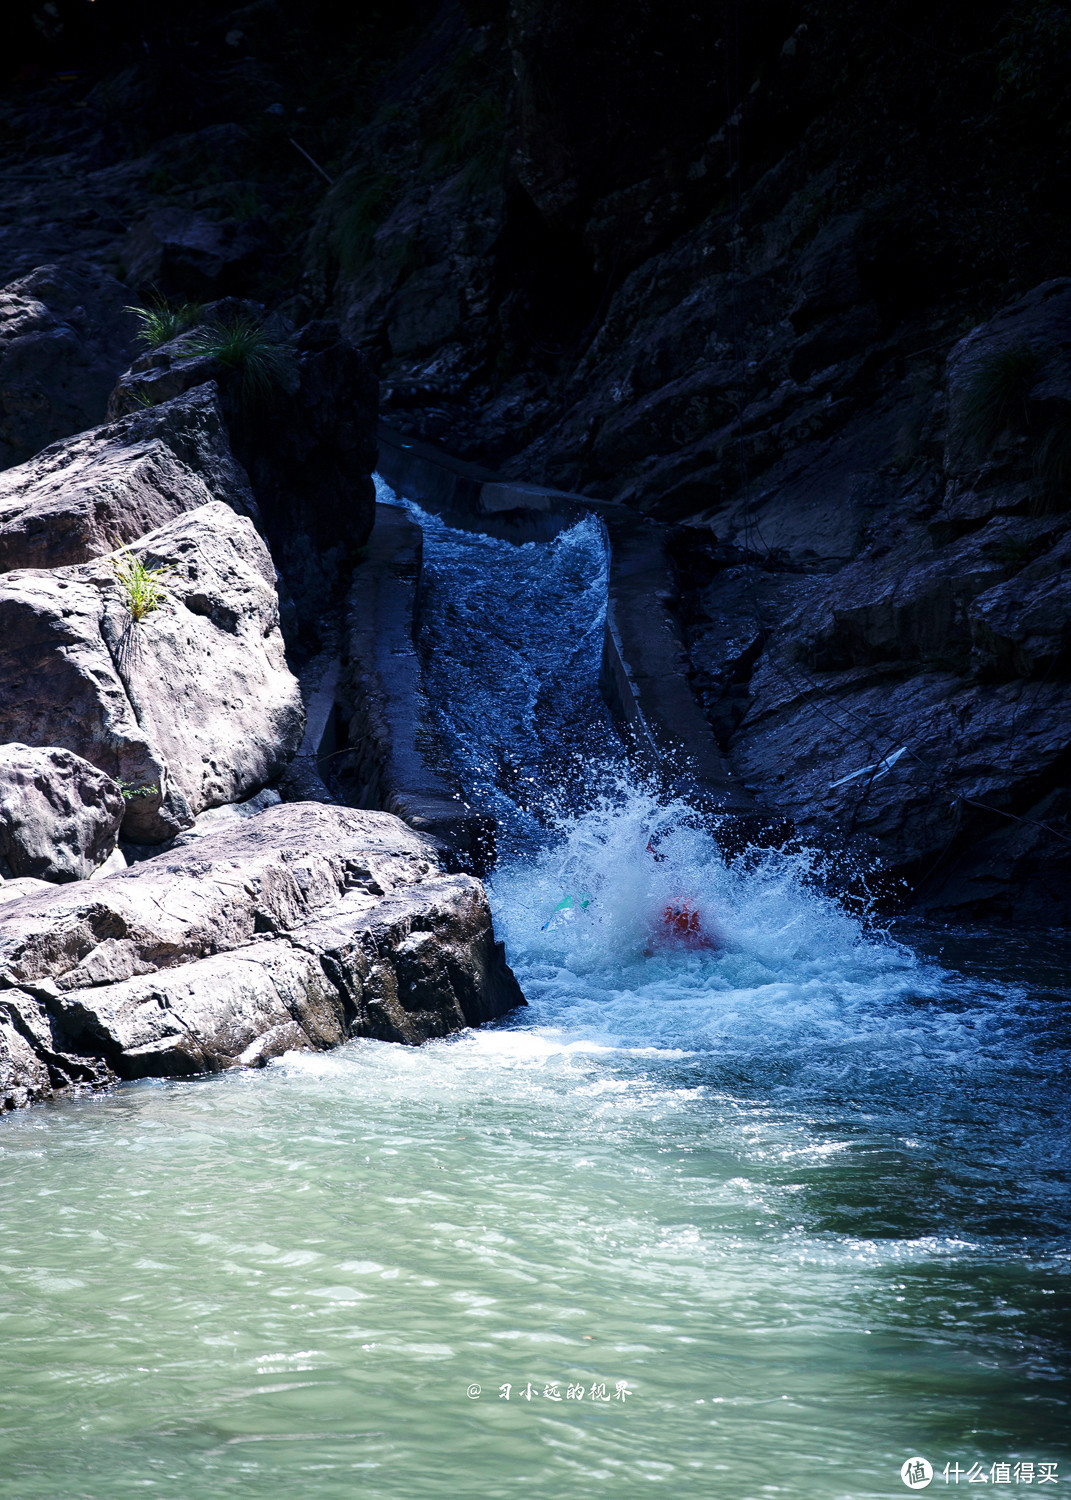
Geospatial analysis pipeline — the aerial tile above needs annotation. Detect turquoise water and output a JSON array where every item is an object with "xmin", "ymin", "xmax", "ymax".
[{"xmin": 1, "ymin": 502, "xmax": 1068, "ymax": 1499}]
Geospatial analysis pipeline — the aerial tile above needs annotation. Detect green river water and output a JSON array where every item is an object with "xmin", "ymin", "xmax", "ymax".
[{"xmin": 1, "ymin": 502, "xmax": 1067, "ymax": 1499}]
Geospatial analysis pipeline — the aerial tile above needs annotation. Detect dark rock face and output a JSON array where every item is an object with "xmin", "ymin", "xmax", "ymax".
[
  {"xmin": 0, "ymin": 744, "xmax": 124, "ymax": 883},
  {"xmin": 665, "ymin": 278, "xmax": 1071, "ymax": 924},
  {"xmin": 0, "ymin": 265, "xmax": 138, "ymax": 470},
  {"xmin": 110, "ymin": 315, "xmax": 378, "ymax": 629},
  {"xmin": 122, "ymin": 207, "xmax": 263, "ymax": 299},
  {"xmin": 2, "ymin": 0, "xmax": 1067, "ymax": 925},
  {"xmin": 0, "ymin": 802, "xmax": 524, "ymax": 1111},
  {"xmin": 233, "ymin": 320, "xmax": 379, "ymax": 628}
]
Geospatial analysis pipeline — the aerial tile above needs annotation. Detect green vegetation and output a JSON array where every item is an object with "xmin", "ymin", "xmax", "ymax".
[
  {"xmin": 995, "ymin": 1, "xmax": 1071, "ymax": 114},
  {"xmin": 127, "ymin": 295, "xmax": 202, "ymax": 349},
  {"xmin": 992, "ymin": 535, "xmax": 1039, "ymax": 571},
  {"xmin": 182, "ymin": 315, "xmax": 292, "ymax": 406},
  {"xmin": 329, "ymin": 172, "xmax": 398, "ymax": 276},
  {"xmin": 110, "ymin": 548, "xmax": 173, "ymax": 623},
  {"xmin": 962, "ymin": 343, "xmax": 1041, "ymax": 455},
  {"xmin": 115, "ymin": 779, "xmax": 161, "ymax": 801},
  {"xmin": 430, "ymin": 89, "xmax": 506, "ymax": 187},
  {"xmin": 963, "ymin": 341, "xmax": 1071, "ymax": 509}
]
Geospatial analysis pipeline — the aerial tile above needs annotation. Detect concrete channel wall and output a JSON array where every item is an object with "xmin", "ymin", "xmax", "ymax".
[{"xmin": 367, "ymin": 427, "xmax": 755, "ymax": 824}]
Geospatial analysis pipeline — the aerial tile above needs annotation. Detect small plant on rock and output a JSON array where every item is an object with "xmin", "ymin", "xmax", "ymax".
[
  {"xmin": 111, "ymin": 547, "xmax": 173, "ymax": 622},
  {"xmin": 181, "ymin": 314, "xmax": 292, "ymax": 406},
  {"xmin": 115, "ymin": 778, "xmax": 160, "ymax": 800},
  {"xmin": 127, "ymin": 293, "xmax": 202, "ymax": 349},
  {"xmin": 962, "ymin": 342, "xmax": 1042, "ymax": 455}
]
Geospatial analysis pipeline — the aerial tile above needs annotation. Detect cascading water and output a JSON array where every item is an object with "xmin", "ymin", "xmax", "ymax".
[
  {"xmin": 0, "ymin": 485, "xmax": 1067, "ymax": 1500},
  {"xmin": 408, "ymin": 488, "xmax": 620, "ymax": 851}
]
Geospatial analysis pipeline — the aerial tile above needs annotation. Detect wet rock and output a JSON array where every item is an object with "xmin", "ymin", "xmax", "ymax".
[
  {"xmin": 0, "ymin": 743, "xmax": 124, "ymax": 883},
  {"xmin": 0, "ymin": 501, "xmax": 303, "ymax": 844},
  {"xmin": 0, "ymin": 382, "xmax": 258, "ymax": 573},
  {"xmin": 0, "ymin": 265, "xmax": 138, "ymax": 470},
  {"xmin": 0, "ymin": 802, "xmax": 524, "ymax": 1109}
]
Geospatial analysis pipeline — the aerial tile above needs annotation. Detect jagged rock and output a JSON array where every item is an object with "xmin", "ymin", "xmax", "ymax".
[
  {"xmin": 731, "ymin": 653, "xmax": 1069, "ymax": 883},
  {"xmin": 0, "ymin": 501, "xmax": 303, "ymax": 844},
  {"xmin": 0, "ymin": 877, "xmax": 54, "ymax": 907},
  {"xmin": 969, "ymin": 531, "xmax": 1071, "ymax": 681},
  {"xmin": 0, "ymin": 802, "xmax": 524, "ymax": 1110},
  {"xmin": 110, "ymin": 319, "xmax": 378, "ymax": 627},
  {"xmin": 0, "ymin": 743, "xmax": 124, "ymax": 882},
  {"xmin": 0, "ymin": 265, "xmax": 138, "ymax": 470},
  {"xmin": 0, "ymin": 382, "xmax": 258, "ymax": 573},
  {"xmin": 122, "ymin": 208, "xmax": 262, "ymax": 299}
]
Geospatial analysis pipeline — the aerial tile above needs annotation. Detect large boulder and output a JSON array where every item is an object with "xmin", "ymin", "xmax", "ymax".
[
  {"xmin": 0, "ymin": 743, "xmax": 124, "ymax": 883},
  {"xmin": 0, "ymin": 802, "xmax": 524, "ymax": 1111},
  {"xmin": 0, "ymin": 265, "xmax": 138, "ymax": 470},
  {"xmin": 0, "ymin": 382, "xmax": 258, "ymax": 574},
  {"xmin": 0, "ymin": 501, "xmax": 303, "ymax": 843}
]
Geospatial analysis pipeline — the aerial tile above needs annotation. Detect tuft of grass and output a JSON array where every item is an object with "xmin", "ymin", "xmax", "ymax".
[
  {"xmin": 959, "ymin": 341, "xmax": 1071, "ymax": 511},
  {"xmin": 431, "ymin": 90, "xmax": 506, "ymax": 187},
  {"xmin": 961, "ymin": 342, "xmax": 1042, "ymax": 455},
  {"xmin": 127, "ymin": 294, "xmax": 202, "ymax": 349},
  {"xmin": 991, "ymin": 535, "xmax": 1038, "ymax": 570},
  {"xmin": 111, "ymin": 547, "xmax": 173, "ymax": 623},
  {"xmin": 330, "ymin": 172, "xmax": 397, "ymax": 276},
  {"xmin": 181, "ymin": 315, "xmax": 292, "ymax": 406}
]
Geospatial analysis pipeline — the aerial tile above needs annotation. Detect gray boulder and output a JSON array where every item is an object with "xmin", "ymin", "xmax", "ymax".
[
  {"xmin": 0, "ymin": 265, "xmax": 138, "ymax": 470},
  {"xmin": 0, "ymin": 382, "xmax": 258, "ymax": 574},
  {"xmin": 0, "ymin": 743, "xmax": 124, "ymax": 883},
  {"xmin": 0, "ymin": 500, "xmax": 303, "ymax": 843},
  {"xmin": 0, "ymin": 802, "xmax": 524, "ymax": 1110}
]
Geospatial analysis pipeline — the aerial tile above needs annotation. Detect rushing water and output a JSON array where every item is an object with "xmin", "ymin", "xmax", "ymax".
[{"xmin": 1, "ymin": 497, "xmax": 1068, "ymax": 1500}]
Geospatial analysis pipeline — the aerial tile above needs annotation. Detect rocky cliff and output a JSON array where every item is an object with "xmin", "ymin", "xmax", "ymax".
[{"xmin": 2, "ymin": 0, "xmax": 1068, "ymax": 934}]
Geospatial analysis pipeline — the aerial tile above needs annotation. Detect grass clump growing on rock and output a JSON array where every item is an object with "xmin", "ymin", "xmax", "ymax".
[
  {"xmin": 111, "ymin": 548, "xmax": 172, "ymax": 622},
  {"xmin": 329, "ymin": 172, "xmax": 397, "ymax": 276},
  {"xmin": 962, "ymin": 343, "xmax": 1042, "ymax": 454},
  {"xmin": 127, "ymin": 294, "xmax": 202, "ymax": 349},
  {"xmin": 962, "ymin": 341, "xmax": 1071, "ymax": 509},
  {"xmin": 182, "ymin": 315, "xmax": 292, "ymax": 406}
]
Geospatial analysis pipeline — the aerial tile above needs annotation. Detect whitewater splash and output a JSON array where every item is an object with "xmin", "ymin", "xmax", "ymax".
[{"xmin": 379, "ymin": 480, "xmax": 1039, "ymax": 1109}]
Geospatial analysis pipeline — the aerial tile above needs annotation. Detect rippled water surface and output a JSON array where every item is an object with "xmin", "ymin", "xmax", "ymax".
[{"xmin": 1, "ymin": 498, "xmax": 1068, "ymax": 1499}]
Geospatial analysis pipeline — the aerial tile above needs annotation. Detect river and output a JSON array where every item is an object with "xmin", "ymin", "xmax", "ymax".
[{"xmin": 0, "ymin": 494, "xmax": 1067, "ymax": 1499}]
